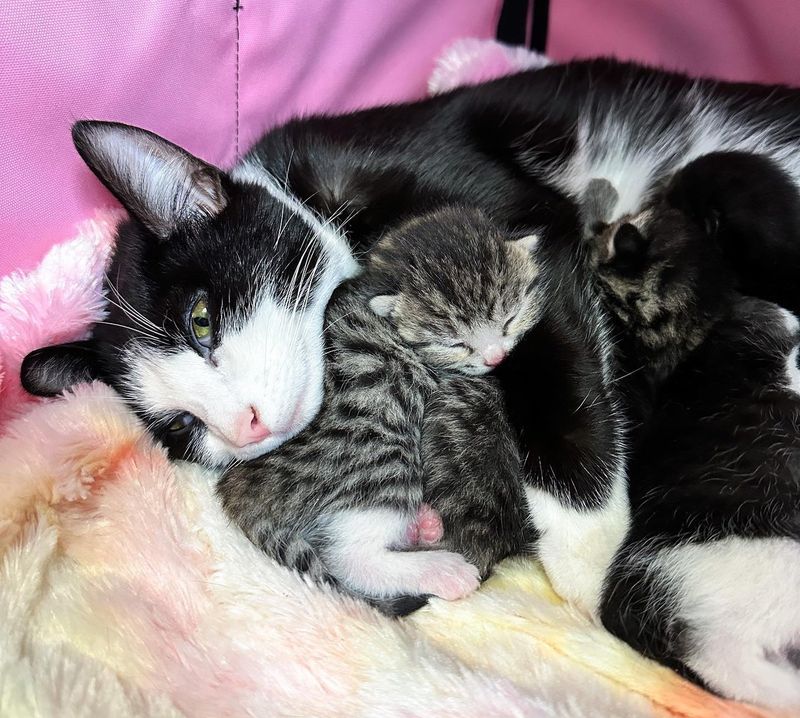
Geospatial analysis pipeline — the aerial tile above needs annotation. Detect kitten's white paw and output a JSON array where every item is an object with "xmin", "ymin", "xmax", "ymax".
[
  {"xmin": 323, "ymin": 507, "xmax": 479, "ymax": 600},
  {"xmin": 526, "ymin": 484, "xmax": 630, "ymax": 619},
  {"xmin": 416, "ymin": 550, "xmax": 481, "ymax": 600}
]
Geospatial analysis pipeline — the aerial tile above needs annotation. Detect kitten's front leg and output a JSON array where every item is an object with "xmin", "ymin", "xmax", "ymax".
[
  {"xmin": 525, "ymin": 470, "xmax": 629, "ymax": 619},
  {"xmin": 497, "ymin": 315, "xmax": 631, "ymax": 618},
  {"xmin": 318, "ymin": 506, "xmax": 480, "ymax": 601},
  {"xmin": 219, "ymin": 470, "xmax": 478, "ymax": 605}
]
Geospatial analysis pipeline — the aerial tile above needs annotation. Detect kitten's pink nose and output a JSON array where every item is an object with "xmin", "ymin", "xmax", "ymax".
[
  {"xmin": 482, "ymin": 345, "xmax": 506, "ymax": 367},
  {"xmin": 232, "ymin": 406, "xmax": 271, "ymax": 447}
]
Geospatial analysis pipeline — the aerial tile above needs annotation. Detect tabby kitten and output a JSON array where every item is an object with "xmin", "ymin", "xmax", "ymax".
[{"xmin": 218, "ymin": 207, "xmax": 536, "ymax": 613}]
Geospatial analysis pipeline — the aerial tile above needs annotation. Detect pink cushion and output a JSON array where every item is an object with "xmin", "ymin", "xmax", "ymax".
[
  {"xmin": 0, "ymin": 1, "xmax": 501, "ymax": 278},
  {"xmin": 549, "ymin": 0, "xmax": 800, "ymax": 86}
]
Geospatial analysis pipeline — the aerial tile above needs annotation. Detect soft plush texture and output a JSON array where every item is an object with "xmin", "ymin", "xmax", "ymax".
[
  {"xmin": 0, "ymin": 382, "xmax": 774, "ymax": 718},
  {"xmin": 0, "ymin": 40, "xmax": 787, "ymax": 718}
]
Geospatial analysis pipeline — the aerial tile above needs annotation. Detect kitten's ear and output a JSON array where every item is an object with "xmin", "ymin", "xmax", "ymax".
[
  {"xmin": 368, "ymin": 294, "xmax": 399, "ymax": 318},
  {"xmin": 72, "ymin": 121, "xmax": 227, "ymax": 239},
  {"xmin": 20, "ymin": 341, "xmax": 101, "ymax": 397},
  {"xmin": 511, "ymin": 234, "xmax": 540, "ymax": 253}
]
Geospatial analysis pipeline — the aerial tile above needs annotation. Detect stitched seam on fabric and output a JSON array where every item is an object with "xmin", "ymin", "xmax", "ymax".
[{"xmin": 234, "ymin": 0, "xmax": 242, "ymax": 160}]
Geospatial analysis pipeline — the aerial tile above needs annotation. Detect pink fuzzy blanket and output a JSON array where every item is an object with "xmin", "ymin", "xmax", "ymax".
[{"xmin": 0, "ymin": 41, "xmax": 781, "ymax": 718}]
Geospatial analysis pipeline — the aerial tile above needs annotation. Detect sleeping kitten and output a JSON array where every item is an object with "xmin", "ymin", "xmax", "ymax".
[
  {"xmin": 587, "ymin": 171, "xmax": 800, "ymax": 709},
  {"xmin": 360, "ymin": 205, "xmax": 631, "ymax": 619},
  {"xmin": 218, "ymin": 207, "xmax": 533, "ymax": 613},
  {"xmin": 352, "ymin": 203, "xmax": 631, "ymax": 619}
]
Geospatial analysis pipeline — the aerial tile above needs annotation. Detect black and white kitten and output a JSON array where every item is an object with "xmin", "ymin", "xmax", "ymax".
[
  {"xmin": 218, "ymin": 207, "xmax": 534, "ymax": 612},
  {"xmin": 587, "ymin": 166, "xmax": 800, "ymax": 709}
]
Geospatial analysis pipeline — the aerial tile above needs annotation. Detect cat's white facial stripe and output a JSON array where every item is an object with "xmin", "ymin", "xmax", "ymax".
[
  {"xmin": 124, "ymin": 290, "xmax": 328, "ymax": 466},
  {"xmin": 231, "ymin": 161, "xmax": 360, "ymax": 282}
]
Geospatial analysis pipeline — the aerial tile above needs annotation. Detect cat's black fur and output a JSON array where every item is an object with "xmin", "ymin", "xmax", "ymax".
[
  {"xmin": 666, "ymin": 150, "xmax": 800, "ymax": 316},
  {"xmin": 587, "ymin": 157, "xmax": 800, "ymax": 706}
]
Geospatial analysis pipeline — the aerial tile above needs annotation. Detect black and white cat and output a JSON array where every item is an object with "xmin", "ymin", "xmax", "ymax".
[
  {"xmin": 21, "ymin": 59, "xmax": 800, "ymax": 617},
  {"xmin": 586, "ymin": 161, "xmax": 800, "ymax": 709},
  {"xmin": 25, "ymin": 61, "xmax": 800, "ymax": 461},
  {"xmin": 23, "ymin": 122, "xmax": 360, "ymax": 468}
]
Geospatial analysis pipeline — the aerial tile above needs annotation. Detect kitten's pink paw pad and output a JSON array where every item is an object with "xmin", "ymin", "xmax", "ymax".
[
  {"xmin": 405, "ymin": 503, "xmax": 444, "ymax": 545},
  {"xmin": 418, "ymin": 552, "xmax": 480, "ymax": 601}
]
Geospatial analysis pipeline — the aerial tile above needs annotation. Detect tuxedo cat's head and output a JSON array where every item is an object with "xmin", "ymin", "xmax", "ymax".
[
  {"xmin": 21, "ymin": 121, "xmax": 358, "ymax": 466},
  {"xmin": 366, "ymin": 207, "xmax": 542, "ymax": 375}
]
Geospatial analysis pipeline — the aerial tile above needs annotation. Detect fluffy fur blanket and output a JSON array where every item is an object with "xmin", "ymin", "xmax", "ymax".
[{"xmin": 0, "ymin": 41, "xmax": 780, "ymax": 718}]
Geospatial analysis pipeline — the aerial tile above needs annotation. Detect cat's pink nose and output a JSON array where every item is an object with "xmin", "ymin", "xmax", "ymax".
[
  {"xmin": 232, "ymin": 406, "xmax": 271, "ymax": 447},
  {"xmin": 482, "ymin": 345, "xmax": 506, "ymax": 367}
]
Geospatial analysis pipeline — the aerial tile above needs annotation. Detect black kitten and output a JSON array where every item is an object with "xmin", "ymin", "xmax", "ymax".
[{"xmin": 587, "ymin": 160, "xmax": 800, "ymax": 710}]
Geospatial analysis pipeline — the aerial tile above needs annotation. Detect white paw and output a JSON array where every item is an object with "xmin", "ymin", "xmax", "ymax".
[
  {"xmin": 526, "ymin": 484, "xmax": 630, "ymax": 618},
  {"xmin": 415, "ymin": 550, "xmax": 481, "ymax": 600}
]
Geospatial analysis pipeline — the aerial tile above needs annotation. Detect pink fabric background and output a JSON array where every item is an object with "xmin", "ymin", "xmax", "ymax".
[
  {"xmin": 0, "ymin": 1, "xmax": 501, "ymax": 278},
  {"xmin": 2, "ymin": 0, "xmax": 800, "ymax": 280},
  {"xmin": 548, "ymin": 0, "xmax": 800, "ymax": 86}
]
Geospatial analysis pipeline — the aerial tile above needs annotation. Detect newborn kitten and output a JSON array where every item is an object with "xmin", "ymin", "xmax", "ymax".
[
  {"xmin": 370, "ymin": 206, "xmax": 633, "ymax": 619},
  {"xmin": 587, "ymin": 169, "xmax": 800, "ymax": 709},
  {"xmin": 218, "ymin": 207, "xmax": 534, "ymax": 614}
]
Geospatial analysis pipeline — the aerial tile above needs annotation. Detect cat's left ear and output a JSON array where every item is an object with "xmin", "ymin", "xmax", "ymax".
[
  {"xmin": 368, "ymin": 294, "xmax": 399, "ymax": 318},
  {"xmin": 72, "ymin": 120, "xmax": 228, "ymax": 240},
  {"xmin": 511, "ymin": 234, "xmax": 540, "ymax": 253}
]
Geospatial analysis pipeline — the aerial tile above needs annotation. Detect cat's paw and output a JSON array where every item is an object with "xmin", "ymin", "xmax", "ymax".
[
  {"xmin": 416, "ymin": 551, "xmax": 481, "ymax": 600},
  {"xmin": 405, "ymin": 503, "xmax": 444, "ymax": 545}
]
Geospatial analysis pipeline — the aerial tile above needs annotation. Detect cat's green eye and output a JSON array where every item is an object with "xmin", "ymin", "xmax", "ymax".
[
  {"xmin": 190, "ymin": 296, "xmax": 212, "ymax": 348},
  {"xmin": 167, "ymin": 413, "xmax": 194, "ymax": 433}
]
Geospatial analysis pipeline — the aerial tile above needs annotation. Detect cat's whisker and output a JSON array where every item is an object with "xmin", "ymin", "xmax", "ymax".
[{"xmin": 104, "ymin": 274, "xmax": 166, "ymax": 334}]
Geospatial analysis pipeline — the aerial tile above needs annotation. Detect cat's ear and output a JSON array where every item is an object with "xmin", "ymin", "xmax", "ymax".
[
  {"xmin": 511, "ymin": 234, "xmax": 540, "ymax": 253},
  {"xmin": 368, "ymin": 294, "xmax": 399, "ymax": 318},
  {"xmin": 20, "ymin": 340, "xmax": 101, "ymax": 396},
  {"xmin": 72, "ymin": 121, "xmax": 228, "ymax": 239}
]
